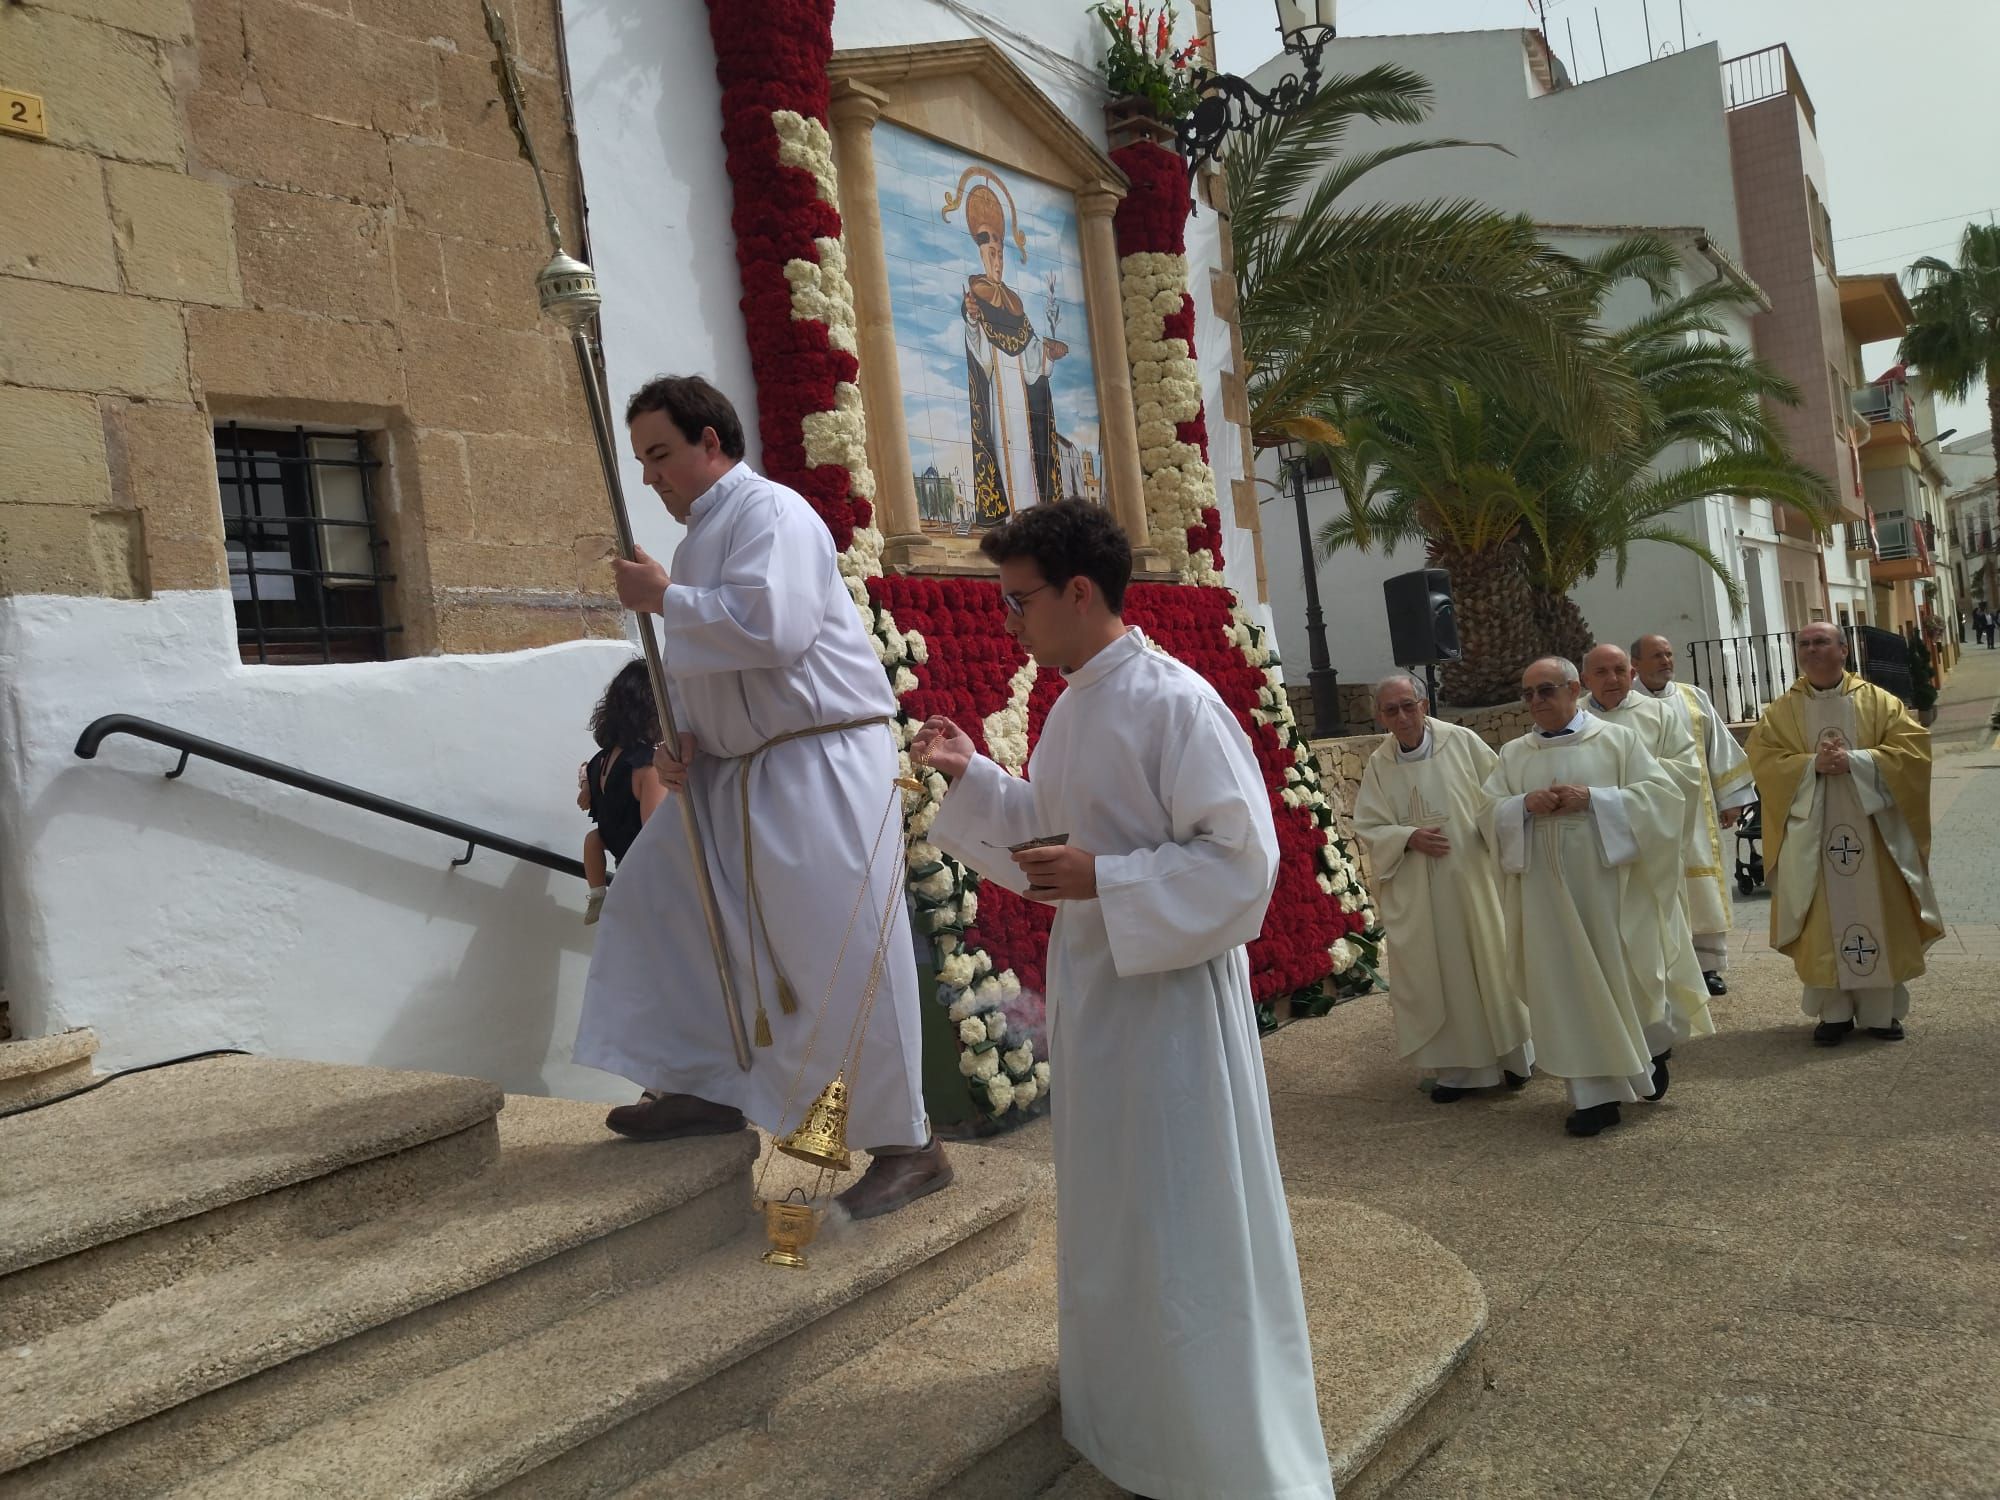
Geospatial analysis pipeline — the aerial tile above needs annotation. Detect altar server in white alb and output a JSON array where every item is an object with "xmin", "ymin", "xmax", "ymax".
[
  {"xmin": 576, "ymin": 376, "xmax": 948, "ymax": 1221},
  {"xmin": 915, "ymin": 502, "xmax": 1331, "ymax": 1500},
  {"xmin": 1483, "ymin": 657, "xmax": 1691, "ymax": 1137},
  {"xmin": 1581, "ymin": 642, "xmax": 1716, "ymax": 1086},
  {"xmin": 1351, "ymin": 673, "xmax": 1532, "ymax": 1102},
  {"xmin": 1632, "ymin": 634, "xmax": 1756, "ymax": 995}
]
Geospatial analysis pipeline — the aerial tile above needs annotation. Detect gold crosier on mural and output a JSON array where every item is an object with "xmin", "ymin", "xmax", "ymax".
[{"xmin": 942, "ymin": 166, "xmax": 1056, "ymax": 525}]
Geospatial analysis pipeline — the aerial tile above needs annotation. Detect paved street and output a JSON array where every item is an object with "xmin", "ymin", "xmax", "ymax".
[{"xmin": 1254, "ymin": 652, "xmax": 2000, "ymax": 1498}]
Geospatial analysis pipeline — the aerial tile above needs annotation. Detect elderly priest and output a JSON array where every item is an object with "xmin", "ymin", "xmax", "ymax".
[
  {"xmin": 1632, "ymin": 634, "xmax": 1756, "ymax": 995},
  {"xmin": 1352, "ymin": 673, "xmax": 1533, "ymax": 1102},
  {"xmin": 1483, "ymin": 658, "xmax": 1690, "ymax": 1137},
  {"xmin": 1745, "ymin": 622, "xmax": 1944, "ymax": 1045},
  {"xmin": 1581, "ymin": 643, "xmax": 1716, "ymax": 1085}
]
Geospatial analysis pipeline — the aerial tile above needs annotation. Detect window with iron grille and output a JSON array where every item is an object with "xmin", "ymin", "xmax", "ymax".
[{"xmin": 214, "ymin": 423, "xmax": 399, "ymax": 664}]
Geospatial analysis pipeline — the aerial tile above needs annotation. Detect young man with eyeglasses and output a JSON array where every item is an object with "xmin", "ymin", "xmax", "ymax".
[
  {"xmin": 1745, "ymin": 622, "xmax": 1944, "ymax": 1046},
  {"xmin": 1481, "ymin": 657, "xmax": 1691, "ymax": 1136},
  {"xmin": 1351, "ymin": 673, "xmax": 1533, "ymax": 1102},
  {"xmin": 911, "ymin": 501, "xmax": 1333, "ymax": 1500}
]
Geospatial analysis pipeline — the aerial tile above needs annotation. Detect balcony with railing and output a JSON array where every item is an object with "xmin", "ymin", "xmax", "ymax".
[
  {"xmin": 1871, "ymin": 509, "xmax": 1935, "ymax": 583},
  {"xmin": 1852, "ymin": 378, "xmax": 1917, "ymax": 442},
  {"xmin": 1721, "ymin": 44, "xmax": 1817, "ymax": 130}
]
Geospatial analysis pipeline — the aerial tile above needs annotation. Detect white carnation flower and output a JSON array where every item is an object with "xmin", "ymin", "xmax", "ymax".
[
  {"xmin": 986, "ymin": 1075, "xmax": 1016, "ymax": 1112},
  {"xmin": 1003, "ymin": 1045, "xmax": 1034, "ymax": 1075},
  {"xmin": 1034, "ymin": 1061, "xmax": 1051, "ymax": 1086},
  {"xmin": 1013, "ymin": 1081, "xmax": 1039, "ymax": 1109},
  {"xmin": 959, "ymin": 1017, "xmax": 988, "ymax": 1046},
  {"xmin": 985, "ymin": 1011, "xmax": 1008, "ymax": 1042}
]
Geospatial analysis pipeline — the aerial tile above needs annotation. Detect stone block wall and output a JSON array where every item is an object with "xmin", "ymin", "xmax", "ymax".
[{"xmin": 0, "ymin": 0, "xmax": 618, "ymax": 653}]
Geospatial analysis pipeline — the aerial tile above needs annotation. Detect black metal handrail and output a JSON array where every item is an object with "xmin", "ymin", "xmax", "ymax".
[{"xmin": 74, "ymin": 714, "xmax": 586, "ymax": 879}]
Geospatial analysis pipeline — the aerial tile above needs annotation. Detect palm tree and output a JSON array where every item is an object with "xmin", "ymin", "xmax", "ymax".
[
  {"xmin": 1319, "ymin": 242, "xmax": 1837, "ymax": 704},
  {"xmin": 1525, "ymin": 268, "xmax": 1838, "ymax": 663},
  {"xmin": 1315, "ymin": 379, "xmax": 1555, "ymax": 705},
  {"xmin": 1226, "ymin": 64, "xmax": 1637, "ymax": 459},
  {"xmin": 1899, "ymin": 221, "xmax": 2000, "ymax": 521}
]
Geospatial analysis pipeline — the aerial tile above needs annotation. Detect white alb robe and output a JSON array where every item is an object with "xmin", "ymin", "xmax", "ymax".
[
  {"xmin": 1481, "ymin": 717, "xmax": 1690, "ymax": 1107},
  {"xmin": 931, "ymin": 628, "xmax": 1332, "ymax": 1500},
  {"xmin": 1638, "ymin": 678, "xmax": 1754, "ymax": 963},
  {"xmin": 575, "ymin": 463, "xmax": 928, "ymax": 1149},
  {"xmin": 1351, "ymin": 720, "xmax": 1532, "ymax": 1087},
  {"xmin": 1588, "ymin": 693, "xmax": 1714, "ymax": 1044}
]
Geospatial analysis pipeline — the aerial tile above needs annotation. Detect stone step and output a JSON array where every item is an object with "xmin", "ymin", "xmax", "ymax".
[
  {"xmin": 622, "ymin": 1236, "xmax": 1065, "ymax": 1500},
  {"xmin": 0, "ymin": 1056, "xmax": 503, "ymax": 1344},
  {"xmin": 0, "ymin": 1098, "xmax": 755, "ymax": 1497},
  {"xmin": 160, "ymin": 1146, "xmax": 1049, "ymax": 1500},
  {"xmin": 1031, "ymin": 1200, "xmax": 1489, "ymax": 1500},
  {"xmin": 0, "ymin": 1028, "xmax": 98, "ymax": 1111}
]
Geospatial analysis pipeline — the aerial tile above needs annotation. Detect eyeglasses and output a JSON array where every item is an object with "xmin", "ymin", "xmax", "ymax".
[
  {"xmin": 1520, "ymin": 682, "xmax": 1568, "ymax": 703},
  {"xmin": 1379, "ymin": 700, "xmax": 1423, "ymax": 716},
  {"xmin": 1001, "ymin": 582, "xmax": 1056, "ymax": 616}
]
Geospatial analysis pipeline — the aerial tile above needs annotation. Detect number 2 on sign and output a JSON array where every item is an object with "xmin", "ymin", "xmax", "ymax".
[{"xmin": 1, "ymin": 90, "xmax": 49, "ymax": 140}]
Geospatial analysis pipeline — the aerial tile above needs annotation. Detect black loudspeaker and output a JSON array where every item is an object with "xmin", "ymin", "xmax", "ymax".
[{"xmin": 1384, "ymin": 569, "xmax": 1462, "ymax": 664}]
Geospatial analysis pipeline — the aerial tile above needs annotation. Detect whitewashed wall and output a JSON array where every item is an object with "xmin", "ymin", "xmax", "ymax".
[
  {"xmin": 1, "ymin": 591, "xmax": 633, "ymax": 1094},
  {"xmin": 2, "ymin": 0, "xmax": 1262, "ymax": 1090}
]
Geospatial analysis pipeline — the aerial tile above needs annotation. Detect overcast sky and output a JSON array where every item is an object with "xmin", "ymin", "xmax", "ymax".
[{"xmin": 1207, "ymin": 0, "xmax": 1997, "ymax": 440}]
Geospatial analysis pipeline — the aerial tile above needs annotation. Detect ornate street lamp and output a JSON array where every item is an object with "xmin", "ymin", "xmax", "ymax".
[
  {"xmin": 1274, "ymin": 437, "xmax": 1344, "ymax": 737},
  {"xmin": 1176, "ymin": 0, "xmax": 1339, "ymax": 176}
]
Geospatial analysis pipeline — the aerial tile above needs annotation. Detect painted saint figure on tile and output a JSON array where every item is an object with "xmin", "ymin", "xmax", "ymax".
[
  {"xmin": 872, "ymin": 123, "xmax": 1102, "ymax": 532},
  {"xmin": 947, "ymin": 171, "xmax": 1068, "ymax": 523}
]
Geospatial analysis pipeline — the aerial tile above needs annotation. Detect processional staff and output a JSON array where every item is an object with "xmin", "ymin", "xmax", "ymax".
[{"xmin": 482, "ymin": 4, "xmax": 753, "ymax": 1071}]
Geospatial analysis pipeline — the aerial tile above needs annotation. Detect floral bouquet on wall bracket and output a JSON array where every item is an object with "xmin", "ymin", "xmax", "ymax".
[{"xmin": 1089, "ymin": 1, "xmax": 1206, "ymax": 121}]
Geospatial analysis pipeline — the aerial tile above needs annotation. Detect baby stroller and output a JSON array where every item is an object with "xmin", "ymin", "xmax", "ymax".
[{"xmin": 1734, "ymin": 798, "xmax": 1765, "ymax": 896}]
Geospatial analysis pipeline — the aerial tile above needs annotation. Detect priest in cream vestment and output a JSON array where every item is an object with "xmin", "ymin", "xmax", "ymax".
[
  {"xmin": 1633, "ymin": 634, "xmax": 1755, "ymax": 992},
  {"xmin": 1581, "ymin": 644, "xmax": 1715, "ymax": 1059},
  {"xmin": 1352, "ymin": 674, "xmax": 1532, "ymax": 1101},
  {"xmin": 919, "ymin": 502, "xmax": 1331, "ymax": 1500},
  {"xmin": 1744, "ymin": 622, "xmax": 1944, "ymax": 1044},
  {"xmin": 1483, "ymin": 657, "xmax": 1693, "ymax": 1137}
]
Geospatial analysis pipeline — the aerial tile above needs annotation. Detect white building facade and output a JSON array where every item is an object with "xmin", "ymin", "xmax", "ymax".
[{"xmin": 1248, "ymin": 29, "xmax": 1845, "ymax": 714}]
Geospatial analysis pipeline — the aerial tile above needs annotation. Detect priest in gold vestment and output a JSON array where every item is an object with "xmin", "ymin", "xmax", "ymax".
[
  {"xmin": 1745, "ymin": 623, "xmax": 1944, "ymax": 1044},
  {"xmin": 1352, "ymin": 675, "xmax": 1533, "ymax": 1101}
]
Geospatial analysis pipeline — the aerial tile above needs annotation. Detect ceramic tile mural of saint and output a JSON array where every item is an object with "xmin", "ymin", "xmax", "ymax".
[{"xmin": 876, "ymin": 122, "xmax": 1104, "ymax": 533}]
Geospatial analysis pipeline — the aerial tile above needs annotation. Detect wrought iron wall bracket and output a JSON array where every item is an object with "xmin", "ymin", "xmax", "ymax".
[{"xmin": 1174, "ymin": 24, "xmax": 1336, "ymax": 178}]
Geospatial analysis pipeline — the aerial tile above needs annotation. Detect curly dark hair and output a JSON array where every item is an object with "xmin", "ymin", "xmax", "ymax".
[
  {"xmin": 624, "ymin": 375, "xmax": 746, "ymax": 459},
  {"xmin": 590, "ymin": 658, "xmax": 660, "ymax": 751},
  {"xmin": 978, "ymin": 500, "xmax": 1133, "ymax": 613}
]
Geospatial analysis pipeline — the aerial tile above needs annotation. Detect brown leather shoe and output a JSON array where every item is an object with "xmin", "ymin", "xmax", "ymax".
[
  {"xmin": 604, "ymin": 1092, "xmax": 744, "ymax": 1140},
  {"xmin": 836, "ymin": 1140, "xmax": 953, "ymax": 1220}
]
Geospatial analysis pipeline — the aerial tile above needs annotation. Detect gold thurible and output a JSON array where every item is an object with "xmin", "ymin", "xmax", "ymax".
[
  {"xmin": 778, "ymin": 1074, "xmax": 853, "ymax": 1172},
  {"xmin": 760, "ymin": 1188, "xmax": 822, "ymax": 1270}
]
